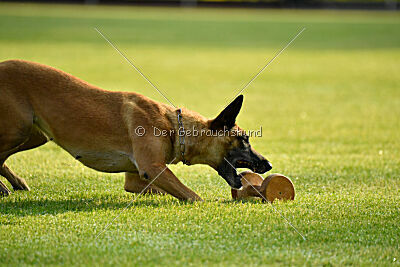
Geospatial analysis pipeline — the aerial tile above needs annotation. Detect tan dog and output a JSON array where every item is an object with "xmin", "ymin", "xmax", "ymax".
[{"xmin": 0, "ymin": 60, "xmax": 272, "ymax": 201}]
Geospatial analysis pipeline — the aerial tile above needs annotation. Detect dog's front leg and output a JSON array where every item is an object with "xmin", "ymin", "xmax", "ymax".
[
  {"xmin": 129, "ymin": 131, "xmax": 202, "ymax": 201},
  {"xmin": 139, "ymin": 163, "xmax": 203, "ymax": 202}
]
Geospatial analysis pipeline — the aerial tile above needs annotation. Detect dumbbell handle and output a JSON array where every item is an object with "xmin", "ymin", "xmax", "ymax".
[
  {"xmin": 245, "ymin": 185, "xmax": 263, "ymax": 197},
  {"xmin": 231, "ymin": 184, "xmax": 264, "ymax": 199}
]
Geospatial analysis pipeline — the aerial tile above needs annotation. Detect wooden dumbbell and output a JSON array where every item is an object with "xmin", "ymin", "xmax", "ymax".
[{"xmin": 231, "ymin": 171, "xmax": 295, "ymax": 202}]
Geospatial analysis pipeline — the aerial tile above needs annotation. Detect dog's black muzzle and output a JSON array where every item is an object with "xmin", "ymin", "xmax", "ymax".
[
  {"xmin": 217, "ymin": 147, "xmax": 272, "ymax": 189},
  {"xmin": 254, "ymin": 158, "xmax": 273, "ymax": 173},
  {"xmin": 248, "ymin": 147, "xmax": 272, "ymax": 173}
]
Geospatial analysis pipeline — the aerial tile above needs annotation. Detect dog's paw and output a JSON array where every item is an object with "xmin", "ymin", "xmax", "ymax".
[
  {"xmin": 0, "ymin": 186, "xmax": 11, "ymax": 196},
  {"xmin": 12, "ymin": 179, "xmax": 30, "ymax": 191}
]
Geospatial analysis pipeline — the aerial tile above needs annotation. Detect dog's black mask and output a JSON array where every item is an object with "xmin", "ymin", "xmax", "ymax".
[{"xmin": 217, "ymin": 135, "xmax": 272, "ymax": 189}]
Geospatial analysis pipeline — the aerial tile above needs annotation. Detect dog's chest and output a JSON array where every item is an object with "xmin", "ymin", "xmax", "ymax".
[{"xmin": 70, "ymin": 149, "xmax": 138, "ymax": 173}]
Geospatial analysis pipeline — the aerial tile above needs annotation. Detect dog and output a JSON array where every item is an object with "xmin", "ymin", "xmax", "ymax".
[{"xmin": 0, "ymin": 60, "xmax": 272, "ymax": 201}]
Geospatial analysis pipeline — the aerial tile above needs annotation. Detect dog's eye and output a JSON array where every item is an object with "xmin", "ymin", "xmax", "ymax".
[
  {"xmin": 237, "ymin": 135, "xmax": 250, "ymax": 148},
  {"xmin": 240, "ymin": 135, "xmax": 249, "ymax": 143}
]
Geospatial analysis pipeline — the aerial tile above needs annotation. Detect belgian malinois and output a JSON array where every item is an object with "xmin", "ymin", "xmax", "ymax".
[{"xmin": 0, "ymin": 60, "xmax": 272, "ymax": 201}]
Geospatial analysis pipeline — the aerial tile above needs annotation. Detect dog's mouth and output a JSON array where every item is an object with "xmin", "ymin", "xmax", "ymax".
[
  {"xmin": 218, "ymin": 157, "xmax": 272, "ymax": 189},
  {"xmin": 217, "ymin": 158, "xmax": 256, "ymax": 189},
  {"xmin": 231, "ymin": 158, "xmax": 257, "ymax": 188},
  {"xmin": 234, "ymin": 159, "xmax": 256, "ymax": 171},
  {"xmin": 217, "ymin": 147, "xmax": 272, "ymax": 189}
]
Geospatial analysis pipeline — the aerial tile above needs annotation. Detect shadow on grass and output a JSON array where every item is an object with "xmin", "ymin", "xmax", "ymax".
[
  {"xmin": 0, "ymin": 195, "xmax": 195, "ymax": 217},
  {"xmin": 0, "ymin": 192, "xmax": 269, "ymax": 217}
]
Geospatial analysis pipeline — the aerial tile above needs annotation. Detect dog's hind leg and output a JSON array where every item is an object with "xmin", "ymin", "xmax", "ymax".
[
  {"xmin": 0, "ymin": 179, "xmax": 11, "ymax": 196},
  {"xmin": 0, "ymin": 82, "xmax": 47, "ymax": 193},
  {"xmin": 124, "ymin": 172, "xmax": 166, "ymax": 195},
  {"xmin": 0, "ymin": 161, "xmax": 30, "ymax": 191},
  {"xmin": 0, "ymin": 127, "xmax": 48, "ymax": 192}
]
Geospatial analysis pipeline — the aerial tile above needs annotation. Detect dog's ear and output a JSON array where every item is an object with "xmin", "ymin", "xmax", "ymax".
[{"xmin": 210, "ymin": 95, "xmax": 243, "ymax": 130}]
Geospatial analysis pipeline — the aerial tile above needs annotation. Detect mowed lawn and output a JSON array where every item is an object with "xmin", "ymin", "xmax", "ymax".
[{"xmin": 1, "ymin": 3, "xmax": 399, "ymax": 266}]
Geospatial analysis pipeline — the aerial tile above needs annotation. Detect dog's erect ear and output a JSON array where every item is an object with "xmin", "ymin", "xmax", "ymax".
[{"xmin": 210, "ymin": 95, "xmax": 243, "ymax": 130}]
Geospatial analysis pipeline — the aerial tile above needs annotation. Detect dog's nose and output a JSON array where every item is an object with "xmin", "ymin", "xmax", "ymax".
[{"xmin": 266, "ymin": 161, "xmax": 272, "ymax": 171}]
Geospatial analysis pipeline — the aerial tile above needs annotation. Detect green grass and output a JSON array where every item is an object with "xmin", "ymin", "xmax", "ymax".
[{"xmin": 1, "ymin": 3, "xmax": 400, "ymax": 266}]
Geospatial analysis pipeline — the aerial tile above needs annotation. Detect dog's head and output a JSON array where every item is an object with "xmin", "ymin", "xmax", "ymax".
[{"xmin": 203, "ymin": 95, "xmax": 272, "ymax": 189}]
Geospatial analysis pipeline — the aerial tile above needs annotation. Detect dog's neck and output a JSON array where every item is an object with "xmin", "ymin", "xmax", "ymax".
[{"xmin": 170, "ymin": 108, "xmax": 212, "ymax": 166}]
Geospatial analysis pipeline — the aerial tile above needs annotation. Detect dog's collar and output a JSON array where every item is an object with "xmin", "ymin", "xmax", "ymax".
[{"xmin": 176, "ymin": 109, "xmax": 188, "ymax": 165}]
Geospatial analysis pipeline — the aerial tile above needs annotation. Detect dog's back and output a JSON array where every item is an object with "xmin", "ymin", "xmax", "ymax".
[
  {"xmin": 0, "ymin": 60, "xmax": 134, "ymax": 169},
  {"xmin": 1, "ymin": 60, "xmax": 128, "ymax": 145}
]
